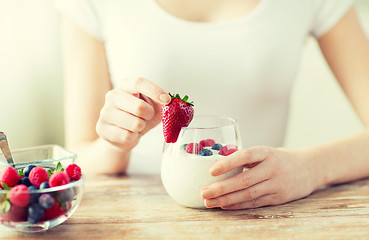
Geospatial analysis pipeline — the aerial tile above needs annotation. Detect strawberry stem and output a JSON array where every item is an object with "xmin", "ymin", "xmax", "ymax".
[{"xmin": 169, "ymin": 93, "xmax": 194, "ymax": 106}]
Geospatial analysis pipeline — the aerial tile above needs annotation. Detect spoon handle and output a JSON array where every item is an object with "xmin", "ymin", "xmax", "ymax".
[{"xmin": 0, "ymin": 132, "xmax": 15, "ymax": 165}]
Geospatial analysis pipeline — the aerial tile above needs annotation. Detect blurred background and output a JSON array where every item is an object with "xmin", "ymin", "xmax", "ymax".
[{"xmin": 0, "ymin": 0, "xmax": 368, "ymax": 150}]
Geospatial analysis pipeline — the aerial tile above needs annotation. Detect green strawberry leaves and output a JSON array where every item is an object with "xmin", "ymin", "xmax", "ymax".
[
  {"xmin": 47, "ymin": 162, "xmax": 64, "ymax": 177},
  {"xmin": 55, "ymin": 162, "xmax": 64, "ymax": 172},
  {"xmin": 0, "ymin": 183, "xmax": 11, "ymax": 214},
  {"xmin": 17, "ymin": 168, "xmax": 24, "ymax": 177},
  {"xmin": 0, "ymin": 200, "xmax": 10, "ymax": 214},
  {"xmin": 169, "ymin": 93, "xmax": 194, "ymax": 106},
  {"xmin": 0, "ymin": 184, "xmax": 10, "ymax": 214},
  {"xmin": 1, "ymin": 183, "xmax": 10, "ymax": 190}
]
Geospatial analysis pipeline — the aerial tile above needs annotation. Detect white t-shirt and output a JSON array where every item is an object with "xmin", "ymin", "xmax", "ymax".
[{"xmin": 55, "ymin": 0, "xmax": 353, "ymax": 174}]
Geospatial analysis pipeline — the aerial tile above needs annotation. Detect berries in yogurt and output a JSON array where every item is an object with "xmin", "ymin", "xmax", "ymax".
[{"xmin": 185, "ymin": 139, "xmax": 239, "ymax": 157}]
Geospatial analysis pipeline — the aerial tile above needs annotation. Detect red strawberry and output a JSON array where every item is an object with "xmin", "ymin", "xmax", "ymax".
[
  {"xmin": 49, "ymin": 172, "xmax": 70, "ymax": 187},
  {"xmin": 0, "ymin": 166, "xmax": 20, "ymax": 188},
  {"xmin": 199, "ymin": 139, "xmax": 216, "ymax": 148},
  {"xmin": 9, "ymin": 184, "xmax": 30, "ymax": 207},
  {"xmin": 65, "ymin": 164, "xmax": 82, "ymax": 181},
  {"xmin": 219, "ymin": 144, "xmax": 239, "ymax": 156},
  {"xmin": 161, "ymin": 93, "xmax": 194, "ymax": 143},
  {"xmin": 185, "ymin": 143, "xmax": 203, "ymax": 154},
  {"xmin": 29, "ymin": 167, "xmax": 49, "ymax": 188}
]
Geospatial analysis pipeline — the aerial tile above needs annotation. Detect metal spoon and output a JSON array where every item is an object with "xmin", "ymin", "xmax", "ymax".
[{"xmin": 0, "ymin": 132, "xmax": 15, "ymax": 165}]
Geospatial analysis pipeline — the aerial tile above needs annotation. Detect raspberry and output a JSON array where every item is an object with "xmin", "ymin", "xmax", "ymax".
[
  {"xmin": 29, "ymin": 167, "xmax": 49, "ymax": 188},
  {"xmin": 65, "ymin": 164, "xmax": 82, "ymax": 181},
  {"xmin": 219, "ymin": 144, "xmax": 239, "ymax": 156},
  {"xmin": 49, "ymin": 171, "xmax": 70, "ymax": 187},
  {"xmin": 185, "ymin": 143, "xmax": 203, "ymax": 154},
  {"xmin": 199, "ymin": 139, "xmax": 216, "ymax": 148},
  {"xmin": 0, "ymin": 166, "xmax": 20, "ymax": 188},
  {"xmin": 9, "ymin": 184, "xmax": 30, "ymax": 207}
]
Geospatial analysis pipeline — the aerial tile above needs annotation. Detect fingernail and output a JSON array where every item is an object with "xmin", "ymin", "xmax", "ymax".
[
  {"xmin": 201, "ymin": 188, "xmax": 213, "ymax": 199},
  {"xmin": 206, "ymin": 199, "xmax": 218, "ymax": 208},
  {"xmin": 210, "ymin": 166, "xmax": 221, "ymax": 176},
  {"xmin": 159, "ymin": 94, "xmax": 171, "ymax": 104}
]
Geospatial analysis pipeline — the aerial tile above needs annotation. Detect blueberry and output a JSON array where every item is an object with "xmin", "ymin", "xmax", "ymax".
[
  {"xmin": 28, "ymin": 185, "xmax": 41, "ymax": 203},
  {"xmin": 39, "ymin": 181, "xmax": 50, "ymax": 189},
  {"xmin": 39, "ymin": 194, "xmax": 55, "ymax": 209},
  {"xmin": 58, "ymin": 188, "xmax": 75, "ymax": 202},
  {"xmin": 20, "ymin": 176, "xmax": 32, "ymax": 187},
  {"xmin": 211, "ymin": 143, "xmax": 223, "ymax": 151},
  {"xmin": 28, "ymin": 185, "xmax": 38, "ymax": 191},
  {"xmin": 198, "ymin": 149, "xmax": 213, "ymax": 156},
  {"xmin": 23, "ymin": 165, "xmax": 36, "ymax": 177},
  {"xmin": 28, "ymin": 203, "xmax": 45, "ymax": 224}
]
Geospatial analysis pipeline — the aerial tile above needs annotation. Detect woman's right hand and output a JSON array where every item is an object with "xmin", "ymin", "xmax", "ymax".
[{"xmin": 96, "ymin": 77, "xmax": 171, "ymax": 152}]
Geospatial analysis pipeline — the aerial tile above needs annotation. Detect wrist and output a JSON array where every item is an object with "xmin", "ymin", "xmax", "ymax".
[
  {"xmin": 299, "ymin": 146, "xmax": 330, "ymax": 191},
  {"xmin": 73, "ymin": 138, "xmax": 132, "ymax": 176}
]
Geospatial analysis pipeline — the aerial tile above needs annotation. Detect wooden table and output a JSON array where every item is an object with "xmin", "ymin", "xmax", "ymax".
[{"xmin": 2, "ymin": 174, "xmax": 369, "ymax": 239}]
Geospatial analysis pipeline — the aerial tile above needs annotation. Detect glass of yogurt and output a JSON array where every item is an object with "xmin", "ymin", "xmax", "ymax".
[{"xmin": 161, "ymin": 116, "xmax": 243, "ymax": 209}]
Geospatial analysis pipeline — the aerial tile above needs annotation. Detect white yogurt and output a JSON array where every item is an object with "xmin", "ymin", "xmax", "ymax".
[{"xmin": 161, "ymin": 146, "xmax": 243, "ymax": 208}]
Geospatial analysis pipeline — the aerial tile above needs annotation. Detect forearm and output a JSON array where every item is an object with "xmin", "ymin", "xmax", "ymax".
[
  {"xmin": 307, "ymin": 127, "xmax": 369, "ymax": 189},
  {"xmin": 67, "ymin": 138, "xmax": 131, "ymax": 176}
]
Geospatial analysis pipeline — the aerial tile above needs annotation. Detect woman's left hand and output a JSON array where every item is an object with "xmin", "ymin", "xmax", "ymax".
[{"xmin": 201, "ymin": 146, "xmax": 323, "ymax": 210}]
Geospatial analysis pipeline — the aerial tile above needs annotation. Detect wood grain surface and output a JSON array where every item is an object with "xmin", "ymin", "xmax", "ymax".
[{"xmin": 1, "ymin": 174, "xmax": 369, "ymax": 239}]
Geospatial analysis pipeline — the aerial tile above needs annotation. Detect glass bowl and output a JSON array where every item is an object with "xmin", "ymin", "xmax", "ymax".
[{"xmin": 0, "ymin": 145, "xmax": 84, "ymax": 232}]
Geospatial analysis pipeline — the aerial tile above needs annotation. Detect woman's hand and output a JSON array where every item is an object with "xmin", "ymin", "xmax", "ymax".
[
  {"xmin": 96, "ymin": 77, "xmax": 171, "ymax": 152},
  {"xmin": 201, "ymin": 146, "xmax": 323, "ymax": 210}
]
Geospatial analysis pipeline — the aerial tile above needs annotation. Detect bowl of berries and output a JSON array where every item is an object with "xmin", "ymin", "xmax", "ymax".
[{"xmin": 0, "ymin": 145, "xmax": 84, "ymax": 232}]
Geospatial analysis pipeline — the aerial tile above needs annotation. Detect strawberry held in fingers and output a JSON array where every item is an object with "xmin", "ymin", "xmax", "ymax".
[{"xmin": 161, "ymin": 93, "xmax": 194, "ymax": 143}]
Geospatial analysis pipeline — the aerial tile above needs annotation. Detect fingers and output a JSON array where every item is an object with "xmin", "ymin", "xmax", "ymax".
[
  {"xmin": 97, "ymin": 77, "xmax": 169, "ymax": 150},
  {"xmin": 210, "ymin": 146, "xmax": 271, "ymax": 176},
  {"xmin": 96, "ymin": 122, "xmax": 139, "ymax": 149},
  {"xmin": 105, "ymin": 89, "xmax": 155, "ymax": 121},
  {"xmin": 221, "ymin": 194, "xmax": 278, "ymax": 210},
  {"xmin": 203, "ymin": 180, "xmax": 275, "ymax": 208},
  {"xmin": 119, "ymin": 77, "xmax": 171, "ymax": 105},
  {"xmin": 99, "ymin": 105, "xmax": 147, "ymax": 133},
  {"xmin": 201, "ymin": 162, "xmax": 272, "ymax": 200},
  {"xmin": 202, "ymin": 147, "xmax": 276, "ymax": 210}
]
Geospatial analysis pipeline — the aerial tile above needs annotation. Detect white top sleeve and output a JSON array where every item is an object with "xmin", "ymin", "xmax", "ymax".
[
  {"xmin": 54, "ymin": 0, "xmax": 103, "ymax": 41},
  {"xmin": 310, "ymin": 0, "xmax": 354, "ymax": 38}
]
